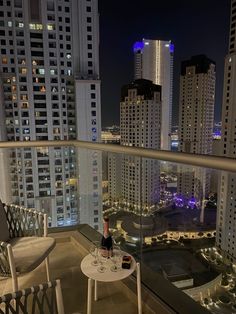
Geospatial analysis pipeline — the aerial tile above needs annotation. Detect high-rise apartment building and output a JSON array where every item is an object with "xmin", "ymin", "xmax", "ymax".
[
  {"xmin": 0, "ymin": 0, "xmax": 102, "ymax": 230},
  {"xmin": 112, "ymin": 79, "xmax": 162, "ymax": 214},
  {"xmin": 178, "ymin": 55, "xmax": 216, "ymax": 204},
  {"xmin": 133, "ymin": 39, "xmax": 173, "ymax": 150},
  {"xmin": 216, "ymin": 0, "xmax": 236, "ymax": 261}
]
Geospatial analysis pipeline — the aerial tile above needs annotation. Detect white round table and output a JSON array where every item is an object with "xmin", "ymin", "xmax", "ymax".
[{"xmin": 81, "ymin": 251, "xmax": 142, "ymax": 314}]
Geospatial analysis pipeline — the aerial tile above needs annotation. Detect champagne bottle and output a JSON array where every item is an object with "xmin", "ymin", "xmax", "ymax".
[{"xmin": 101, "ymin": 217, "xmax": 113, "ymax": 257}]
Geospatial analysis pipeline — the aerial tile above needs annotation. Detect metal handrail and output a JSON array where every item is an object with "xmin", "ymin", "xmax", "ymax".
[{"xmin": 0, "ymin": 140, "xmax": 235, "ymax": 172}]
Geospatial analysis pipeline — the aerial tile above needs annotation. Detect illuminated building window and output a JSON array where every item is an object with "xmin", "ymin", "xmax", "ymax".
[
  {"xmin": 20, "ymin": 94, "xmax": 28, "ymax": 101},
  {"xmin": 29, "ymin": 23, "xmax": 43, "ymax": 30},
  {"xmin": 39, "ymin": 68, "xmax": 45, "ymax": 75},
  {"xmin": 47, "ymin": 24, "xmax": 55, "ymax": 30},
  {"xmin": 17, "ymin": 22, "xmax": 24, "ymax": 28},
  {"xmin": 20, "ymin": 67, "xmax": 27, "ymax": 74},
  {"xmin": 21, "ymin": 102, "xmax": 29, "ymax": 109},
  {"xmin": 2, "ymin": 57, "xmax": 7, "ymax": 64}
]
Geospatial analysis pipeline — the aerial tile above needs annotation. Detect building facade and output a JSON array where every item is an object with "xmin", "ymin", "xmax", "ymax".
[
  {"xmin": 0, "ymin": 0, "xmax": 102, "ymax": 230},
  {"xmin": 178, "ymin": 55, "xmax": 216, "ymax": 206},
  {"xmin": 133, "ymin": 39, "xmax": 173, "ymax": 150},
  {"xmin": 114, "ymin": 79, "xmax": 162, "ymax": 214},
  {"xmin": 216, "ymin": 0, "xmax": 236, "ymax": 261}
]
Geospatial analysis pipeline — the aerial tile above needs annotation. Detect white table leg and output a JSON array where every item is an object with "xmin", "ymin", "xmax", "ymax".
[
  {"xmin": 94, "ymin": 280, "xmax": 98, "ymax": 301},
  {"xmin": 136, "ymin": 262, "xmax": 142, "ymax": 314},
  {"xmin": 87, "ymin": 278, "xmax": 92, "ymax": 314}
]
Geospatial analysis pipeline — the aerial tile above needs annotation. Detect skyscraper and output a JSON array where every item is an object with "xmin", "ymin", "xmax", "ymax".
[
  {"xmin": 117, "ymin": 79, "xmax": 161, "ymax": 214},
  {"xmin": 133, "ymin": 39, "xmax": 173, "ymax": 150},
  {"xmin": 216, "ymin": 0, "xmax": 236, "ymax": 261},
  {"xmin": 0, "ymin": 0, "xmax": 102, "ymax": 230},
  {"xmin": 178, "ymin": 55, "xmax": 216, "ymax": 205}
]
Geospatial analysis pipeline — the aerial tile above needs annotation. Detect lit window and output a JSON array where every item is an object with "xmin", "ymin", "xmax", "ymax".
[
  {"xmin": 47, "ymin": 24, "xmax": 55, "ymax": 30},
  {"xmin": 39, "ymin": 68, "xmax": 45, "ymax": 75},
  {"xmin": 21, "ymin": 94, "xmax": 28, "ymax": 101},
  {"xmin": 8, "ymin": 21, "xmax": 12, "ymax": 27},
  {"xmin": 2, "ymin": 57, "xmax": 7, "ymax": 64},
  {"xmin": 21, "ymin": 102, "xmax": 29, "ymax": 109},
  {"xmin": 29, "ymin": 23, "xmax": 43, "ymax": 30},
  {"xmin": 36, "ymin": 24, "xmax": 43, "ymax": 30},
  {"xmin": 20, "ymin": 68, "xmax": 27, "ymax": 74}
]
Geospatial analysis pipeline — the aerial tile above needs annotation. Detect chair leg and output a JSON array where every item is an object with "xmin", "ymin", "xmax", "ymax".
[
  {"xmin": 7, "ymin": 244, "xmax": 18, "ymax": 292},
  {"xmin": 11, "ymin": 271, "xmax": 18, "ymax": 292},
  {"xmin": 45, "ymin": 256, "xmax": 50, "ymax": 281},
  {"xmin": 55, "ymin": 279, "xmax": 65, "ymax": 314}
]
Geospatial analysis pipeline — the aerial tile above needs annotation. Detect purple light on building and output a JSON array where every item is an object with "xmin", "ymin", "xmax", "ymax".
[
  {"xmin": 169, "ymin": 43, "xmax": 174, "ymax": 53},
  {"xmin": 133, "ymin": 41, "xmax": 144, "ymax": 53}
]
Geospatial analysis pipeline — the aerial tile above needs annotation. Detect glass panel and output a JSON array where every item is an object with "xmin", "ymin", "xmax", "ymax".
[
  {"xmin": 0, "ymin": 146, "xmax": 78, "ymax": 228},
  {"xmin": 104, "ymin": 151, "xmax": 235, "ymax": 313},
  {"xmin": 0, "ymin": 143, "xmax": 236, "ymax": 313}
]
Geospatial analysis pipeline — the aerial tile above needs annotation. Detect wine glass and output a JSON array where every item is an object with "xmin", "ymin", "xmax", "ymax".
[
  {"xmin": 97, "ymin": 246, "xmax": 108, "ymax": 273},
  {"xmin": 89, "ymin": 241, "xmax": 99, "ymax": 266},
  {"xmin": 110, "ymin": 245, "xmax": 122, "ymax": 272}
]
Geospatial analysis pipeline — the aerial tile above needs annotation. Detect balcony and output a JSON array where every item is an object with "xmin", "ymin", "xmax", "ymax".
[
  {"xmin": 0, "ymin": 224, "xmax": 209, "ymax": 313},
  {"xmin": 0, "ymin": 140, "xmax": 236, "ymax": 314}
]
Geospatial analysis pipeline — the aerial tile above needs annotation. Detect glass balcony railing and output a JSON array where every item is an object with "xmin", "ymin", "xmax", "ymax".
[{"xmin": 0, "ymin": 140, "xmax": 236, "ymax": 314}]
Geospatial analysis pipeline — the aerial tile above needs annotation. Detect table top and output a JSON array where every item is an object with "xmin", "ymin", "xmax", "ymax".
[{"xmin": 81, "ymin": 251, "xmax": 136, "ymax": 282}]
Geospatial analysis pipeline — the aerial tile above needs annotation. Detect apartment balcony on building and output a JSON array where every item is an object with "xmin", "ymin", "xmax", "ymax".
[{"xmin": 1, "ymin": 141, "xmax": 236, "ymax": 314}]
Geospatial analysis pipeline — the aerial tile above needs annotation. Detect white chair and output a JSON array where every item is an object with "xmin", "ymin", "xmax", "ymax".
[
  {"xmin": 0, "ymin": 279, "xmax": 65, "ymax": 314},
  {"xmin": 0, "ymin": 201, "xmax": 56, "ymax": 292}
]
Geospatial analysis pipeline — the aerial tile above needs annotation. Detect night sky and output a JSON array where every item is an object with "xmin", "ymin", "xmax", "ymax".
[{"xmin": 99, "ymin": 0, "xmax": 231, "ymax": 127}]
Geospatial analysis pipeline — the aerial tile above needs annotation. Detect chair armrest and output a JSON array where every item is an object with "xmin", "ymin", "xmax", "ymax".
[
  {"xmin": 4, "ymin": 204, "xmax": 47, "ymax": 238},
  {"xmin": 0, "ymin": 241, "xmax": 11, "ymax": 276}
]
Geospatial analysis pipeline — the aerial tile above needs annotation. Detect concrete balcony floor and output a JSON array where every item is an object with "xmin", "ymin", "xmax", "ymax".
[{"xmin": 0, "ymin": 233, "xmax": 149, "ymax": 314}]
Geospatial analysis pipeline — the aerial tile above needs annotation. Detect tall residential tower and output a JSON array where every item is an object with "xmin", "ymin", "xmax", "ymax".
[
  {"xmin": 216, "ymin": 0, "xmax": 236, "ymax": 261},
  {"xmin": 115, "ymin": 79, "xmax": 162, "ymax": 214},
  {"xmin": 0, "ymin": 0, "xmax": 102, "ymax": 230},
  {"xmin": 178, "ymin": 55, "xmax": 216, "ymax": 205},
  {"xmin": 133, "ymin": 39, "xmax": 173, "ymax": 150}
]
